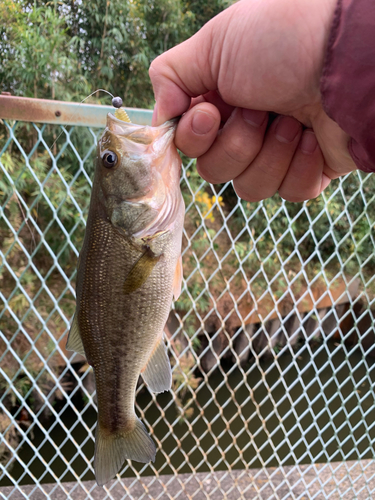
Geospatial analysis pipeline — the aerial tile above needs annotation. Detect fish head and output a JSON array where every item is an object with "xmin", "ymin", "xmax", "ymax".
[{"xmin": 96, "ymin": 113, "xmax": 183, "ymax": 237}]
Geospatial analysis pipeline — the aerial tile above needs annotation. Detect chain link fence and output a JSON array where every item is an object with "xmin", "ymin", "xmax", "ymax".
[{"xmin": 1, "ymin": 99, "xmax": 375, "ymax": 499}]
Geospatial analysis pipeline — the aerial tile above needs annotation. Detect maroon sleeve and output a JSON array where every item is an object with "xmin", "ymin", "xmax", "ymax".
[{"xmin": 320, "ymin": 0, "xmax": 375, "ymax": 173}]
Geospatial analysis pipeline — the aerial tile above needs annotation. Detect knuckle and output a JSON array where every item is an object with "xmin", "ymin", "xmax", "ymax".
[
  {"xmin": 148, "ymin": 56, "xmax": 167, "ymax": 82},
  {"xmin": 256, "ymin": 153, "xmax": 290, "ymax": 177},
  {"xmin": 223, "ymin": 136, "xmax": 253, "ymax": 165},
  {"xmin": 196, "ymin": 160, "xmax": 226, "ymax": 184},
  {"xmin": 148, "ymin": 60, "xmax": 159, "ymax": 79}
]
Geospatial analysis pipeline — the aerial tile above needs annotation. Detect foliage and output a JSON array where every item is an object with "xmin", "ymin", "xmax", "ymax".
[
  {"xmin": 0, "ymin": 0, "xmax": 230, "ymax": 106},
  {"xmin": 1, "ymin": 4, "xmax": 90, "ymax": 101}
]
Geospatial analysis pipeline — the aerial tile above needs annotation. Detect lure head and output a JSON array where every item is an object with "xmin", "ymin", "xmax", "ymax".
[
  {"xmin": 95, "ymin": 113, "xmax": 182, "ymax": 238},
  {"xmin": 111, "ymin": 96, "xmax": 123, "ymax": 108}
]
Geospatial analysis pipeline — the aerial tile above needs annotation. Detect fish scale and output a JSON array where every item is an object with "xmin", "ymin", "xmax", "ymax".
[
  {"xmin": 79, "ymin": 217, "xmax": 172, "ymax": 426},
  {"xmin": 66, "ymin": 111, "xmax": 184, "ymax": 485}
]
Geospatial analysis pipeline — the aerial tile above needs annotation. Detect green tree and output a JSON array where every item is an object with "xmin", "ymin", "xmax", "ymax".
[
  {"xmin": 0, "ymin": 0, "xmax": 230, "ymax": 107},
  {"xmin": 1, "ymin": 3, "xmax": 90, "ymax": 100}
]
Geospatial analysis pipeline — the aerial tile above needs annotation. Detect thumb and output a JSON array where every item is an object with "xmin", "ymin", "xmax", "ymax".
[{"xmin": 149, "ymin": 23, "xmax": 220, "ymax": 125}]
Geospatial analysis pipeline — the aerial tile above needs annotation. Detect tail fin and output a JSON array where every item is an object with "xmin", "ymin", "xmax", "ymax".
[{"xmin": 94, "ymin": 419, "xmax": 156, "ymax": 486}]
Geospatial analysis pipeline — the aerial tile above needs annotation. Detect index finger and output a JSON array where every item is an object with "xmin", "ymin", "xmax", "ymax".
[{"xmin": 149, "ymin": 25, "xmax": 220, "ymax": 125}]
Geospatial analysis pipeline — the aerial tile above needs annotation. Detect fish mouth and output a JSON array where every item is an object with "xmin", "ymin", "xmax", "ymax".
[
  {"xmin": 106, "ymin": 113, "xmax": 178, "ymax": 143},
  {"xmin": 109, "ymin": 113, "xmax": 180, "ymax": 127}
]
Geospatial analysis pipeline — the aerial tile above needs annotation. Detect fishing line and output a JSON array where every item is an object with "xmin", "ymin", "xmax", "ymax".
[
  {"xmin": 49, "ymin": 89, "xmax": 117, "ymax": 151},
  {"xmin": 81, "ymin": 88, "xmax": 115, "ymax": 103}
]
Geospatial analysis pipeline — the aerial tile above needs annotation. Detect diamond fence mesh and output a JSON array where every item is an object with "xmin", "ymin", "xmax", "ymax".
[{"xmin": 1, "ymin": 105, "xmax": 375, "ymax": 500}]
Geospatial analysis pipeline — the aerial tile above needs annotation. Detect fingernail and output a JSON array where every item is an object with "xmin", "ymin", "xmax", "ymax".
[
  {"xmin": 299, "ymin": 131, "xmax": 318, "ymax": 155},
  {"xmin": 152, "ymin": 102, "xmax": 158, "ymax": 126},
  {"xmin": 191, "ymin": 110, "xmax": 216, "ymax": 135},
  {"xmin": 275, "ymin": 116, "xmax": 301, "ymax": 144},
  {"xmin": 242, "ymin": 108, "xmax": 267, "ymax": 127}
]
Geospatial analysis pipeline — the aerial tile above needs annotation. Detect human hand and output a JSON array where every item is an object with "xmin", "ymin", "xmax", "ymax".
[{"xmin": 149, "ymin": 0, "xmax": 357, "ymax": 202}]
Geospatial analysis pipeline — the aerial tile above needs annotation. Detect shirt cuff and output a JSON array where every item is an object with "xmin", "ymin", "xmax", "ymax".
[{"xmin": 320, "ymin": 0, "xmax": 375, "ymax": 173}]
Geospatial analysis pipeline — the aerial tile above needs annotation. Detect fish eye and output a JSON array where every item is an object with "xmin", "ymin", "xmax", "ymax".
[{"xmin": 102, "ymin": 151, "xmax": 118, "ymax": 168}]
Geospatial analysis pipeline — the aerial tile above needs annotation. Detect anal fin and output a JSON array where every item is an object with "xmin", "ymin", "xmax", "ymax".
[
  {"xmin": 66, "ymin": 313, "xmax": 86, "ymax": 358},
  {"xmin": 173, "ymin": 255, "xmax": 183, "ymax": 300},
  {"xmin": 141, "ymin": 336, "xmax": 172, "ymax": 393}
]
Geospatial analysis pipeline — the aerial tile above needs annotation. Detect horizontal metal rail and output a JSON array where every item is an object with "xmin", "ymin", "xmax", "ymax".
[{"xmin": 0, "ymin": 94, "xmax": 153, "ymax": 127}]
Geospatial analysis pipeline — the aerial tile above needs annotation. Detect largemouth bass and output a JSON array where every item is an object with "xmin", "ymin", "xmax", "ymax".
[{"xmin": 66, "ymin": 111, "xmax": 184, "ymax": 486}]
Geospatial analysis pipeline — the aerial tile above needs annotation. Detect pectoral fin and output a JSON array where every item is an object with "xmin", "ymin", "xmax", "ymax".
[
  {"xmin": 66, "ymin": 313, "xmax": 86, "ymax": 358},
  {"xmin": 123, "ymin": 250, "xmax": 160, "ymax": 294},
  {"xmin": 173, "ymin": 255, "xmax": 183, "ymax": 300},
  {"xmin": 141, "ymin": 336, "xmax": 172, "ymax": 393}
]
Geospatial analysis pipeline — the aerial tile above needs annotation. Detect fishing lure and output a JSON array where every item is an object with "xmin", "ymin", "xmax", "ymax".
[{"xmin": 111, "ymin": 96, "xmax": 131, "ymax": 123}]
